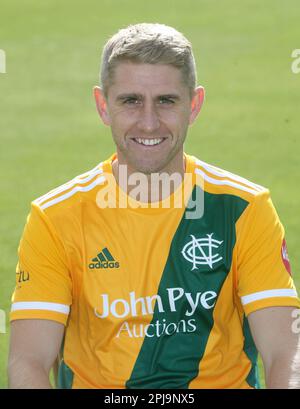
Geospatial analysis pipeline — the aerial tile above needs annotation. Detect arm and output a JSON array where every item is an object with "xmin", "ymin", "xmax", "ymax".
[
  {"xmin": 8, "ymin": 319, "xmax": 65, "ymax": 389},
  {"xmin": 248, "ymin": 306, "xmax": 300, "ymax": 389},
  {"xmin": 52, "ymin": 353, "xmax": 62, "ymax": 388}
]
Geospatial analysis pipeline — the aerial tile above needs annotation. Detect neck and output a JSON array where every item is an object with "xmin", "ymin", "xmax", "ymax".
[{"xmin": 112, "ymin": 155, "xmax": 186, "ymax": 203}]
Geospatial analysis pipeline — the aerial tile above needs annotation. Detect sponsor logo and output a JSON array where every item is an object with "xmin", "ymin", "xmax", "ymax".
[
  {"xmin": 181, "ymin": 233, "xmax": 223, "ymax": 270},
  {"xmin": 89, "ymin": 247, "xmax": 119, "ymax": 269},
  {"xmin": 281, "ymin": 239, "xmax": 292, "ymax": 275},
  {"xmin": 94, "ymin": 287, "xmax": 218, "ymax": 338},
  {"xmin": 16, "ymin": 270, "xmax": 30, "ymax": 283}
]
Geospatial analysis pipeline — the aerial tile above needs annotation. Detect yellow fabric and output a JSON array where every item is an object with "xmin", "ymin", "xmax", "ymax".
[{"xmin": 10, "ymin": 154, "xmax": 300, "ymax": 389}]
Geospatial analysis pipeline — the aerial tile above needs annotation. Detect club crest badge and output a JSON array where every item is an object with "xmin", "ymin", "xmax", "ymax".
[
  {"xmin": 181, "ymin": 233, "xmax": 223, "ymax": 271},
  {"xmin": 281, "ymin": 238, "xmax": 292, "ymax": 275}
]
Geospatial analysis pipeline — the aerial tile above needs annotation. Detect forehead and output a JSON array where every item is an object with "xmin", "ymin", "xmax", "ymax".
[{"xmin": 108, "ymin": 61, "xmax": 188, "ymax": 96}]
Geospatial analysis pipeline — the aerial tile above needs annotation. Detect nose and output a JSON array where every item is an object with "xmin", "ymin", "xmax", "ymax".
[{"xmin": 137, "ymin": 103, "xmax": 160, "ymax": 133}]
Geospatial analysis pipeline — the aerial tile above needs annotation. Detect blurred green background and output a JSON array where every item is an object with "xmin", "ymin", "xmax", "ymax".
[{"xmin": 0, "ymin": 0, "xmax": 299, "ymax": 389}]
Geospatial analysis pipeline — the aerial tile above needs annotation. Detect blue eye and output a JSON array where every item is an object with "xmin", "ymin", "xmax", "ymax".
[
  {"xmin": 159, "ymin": 98, "xmax": 175, "ymax": 104},
  {"xmin": 124, "ymin": 98, "xmax": 139, "ymax": 105}
]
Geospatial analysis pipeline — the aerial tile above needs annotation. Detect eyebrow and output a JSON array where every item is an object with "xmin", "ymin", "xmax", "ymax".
[
  {"xmin": 116, "ymin": 93, "xmax": 181, "ymax": 102},
  {"xmin": 116, "ymin": 93, "xmax": 142, "ymax": 102}
]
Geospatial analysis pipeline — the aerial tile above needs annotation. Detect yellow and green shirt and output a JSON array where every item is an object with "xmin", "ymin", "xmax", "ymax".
[{"xmin": 11, "ymin": 153, "xmax": 300, "ymax": 389}]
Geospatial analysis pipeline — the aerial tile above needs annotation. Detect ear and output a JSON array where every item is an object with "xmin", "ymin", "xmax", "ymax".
[
  {"xmin": 189, "ymin": 86, "xmax": 205, "ymax": 125},
  {"xmin": 93, "ymin": 86, "xmax": 111, "ymax": 126}
]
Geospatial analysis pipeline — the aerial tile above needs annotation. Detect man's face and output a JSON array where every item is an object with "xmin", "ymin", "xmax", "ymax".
[{"xmin": 96, "ymin": 62, "xmax": 203, "ymax": 174}]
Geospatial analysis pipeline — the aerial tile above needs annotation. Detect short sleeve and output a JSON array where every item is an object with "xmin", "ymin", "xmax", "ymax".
[
  {"xmin": 236, "ymin": 190, "xmax": 300, "ymax": 316},
  {"xmin": 10, "ymin": 203, "xmax": 72, "ymax": 325}
]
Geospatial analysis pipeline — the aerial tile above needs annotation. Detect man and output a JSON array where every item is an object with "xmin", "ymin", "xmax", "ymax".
[{"xmin": 8, "ymin": 23, "xmax": 300, "ymax": 389}]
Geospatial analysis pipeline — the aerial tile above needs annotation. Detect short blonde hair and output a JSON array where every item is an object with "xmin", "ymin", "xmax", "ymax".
[{"xmin": 100, "ymin": 23, "xmax": 197, "ymax": 97}]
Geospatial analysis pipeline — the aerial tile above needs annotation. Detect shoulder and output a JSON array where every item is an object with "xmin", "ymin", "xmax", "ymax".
[
  {"xmin": 189, "ymin": 154, "xmax": 269, "ymax": 204},
  {"xmin": 32, "ymin": 161, "xmax": 106, "ymax": 217}
]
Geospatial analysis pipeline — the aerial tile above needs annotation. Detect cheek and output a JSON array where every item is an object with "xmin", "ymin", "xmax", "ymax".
[
  {"xmin": 160, "ymin": 109, "xmax": 190, "ymax": 131},
  {"xmin": 110, "ymin": 111, "xmax": 136, "ymax": 133}
]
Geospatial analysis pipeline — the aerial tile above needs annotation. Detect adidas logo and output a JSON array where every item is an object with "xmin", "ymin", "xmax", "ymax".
[{"xmin": 89, "ymin": 247, "xmax": 120, "ymax": 269}]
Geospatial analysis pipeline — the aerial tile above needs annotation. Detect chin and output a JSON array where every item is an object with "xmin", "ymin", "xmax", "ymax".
[
  {"xmin": 135, "ymin": 166, "xmax": 158, "ymax": 175},
  {"xmin": 135, "ymin": 161, "xmax": 169, "ymax": 175}
]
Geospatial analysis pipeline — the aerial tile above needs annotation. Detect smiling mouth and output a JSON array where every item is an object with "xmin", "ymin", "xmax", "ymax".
[{"xmin": 132, "ymin": 137, "xmax": 166, "ymax": 146}]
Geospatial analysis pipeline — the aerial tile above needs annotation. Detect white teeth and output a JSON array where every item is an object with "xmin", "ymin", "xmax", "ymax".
[{"xmin": 135, "ymin": 138, "xmax": 163, "ymax": 146}]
